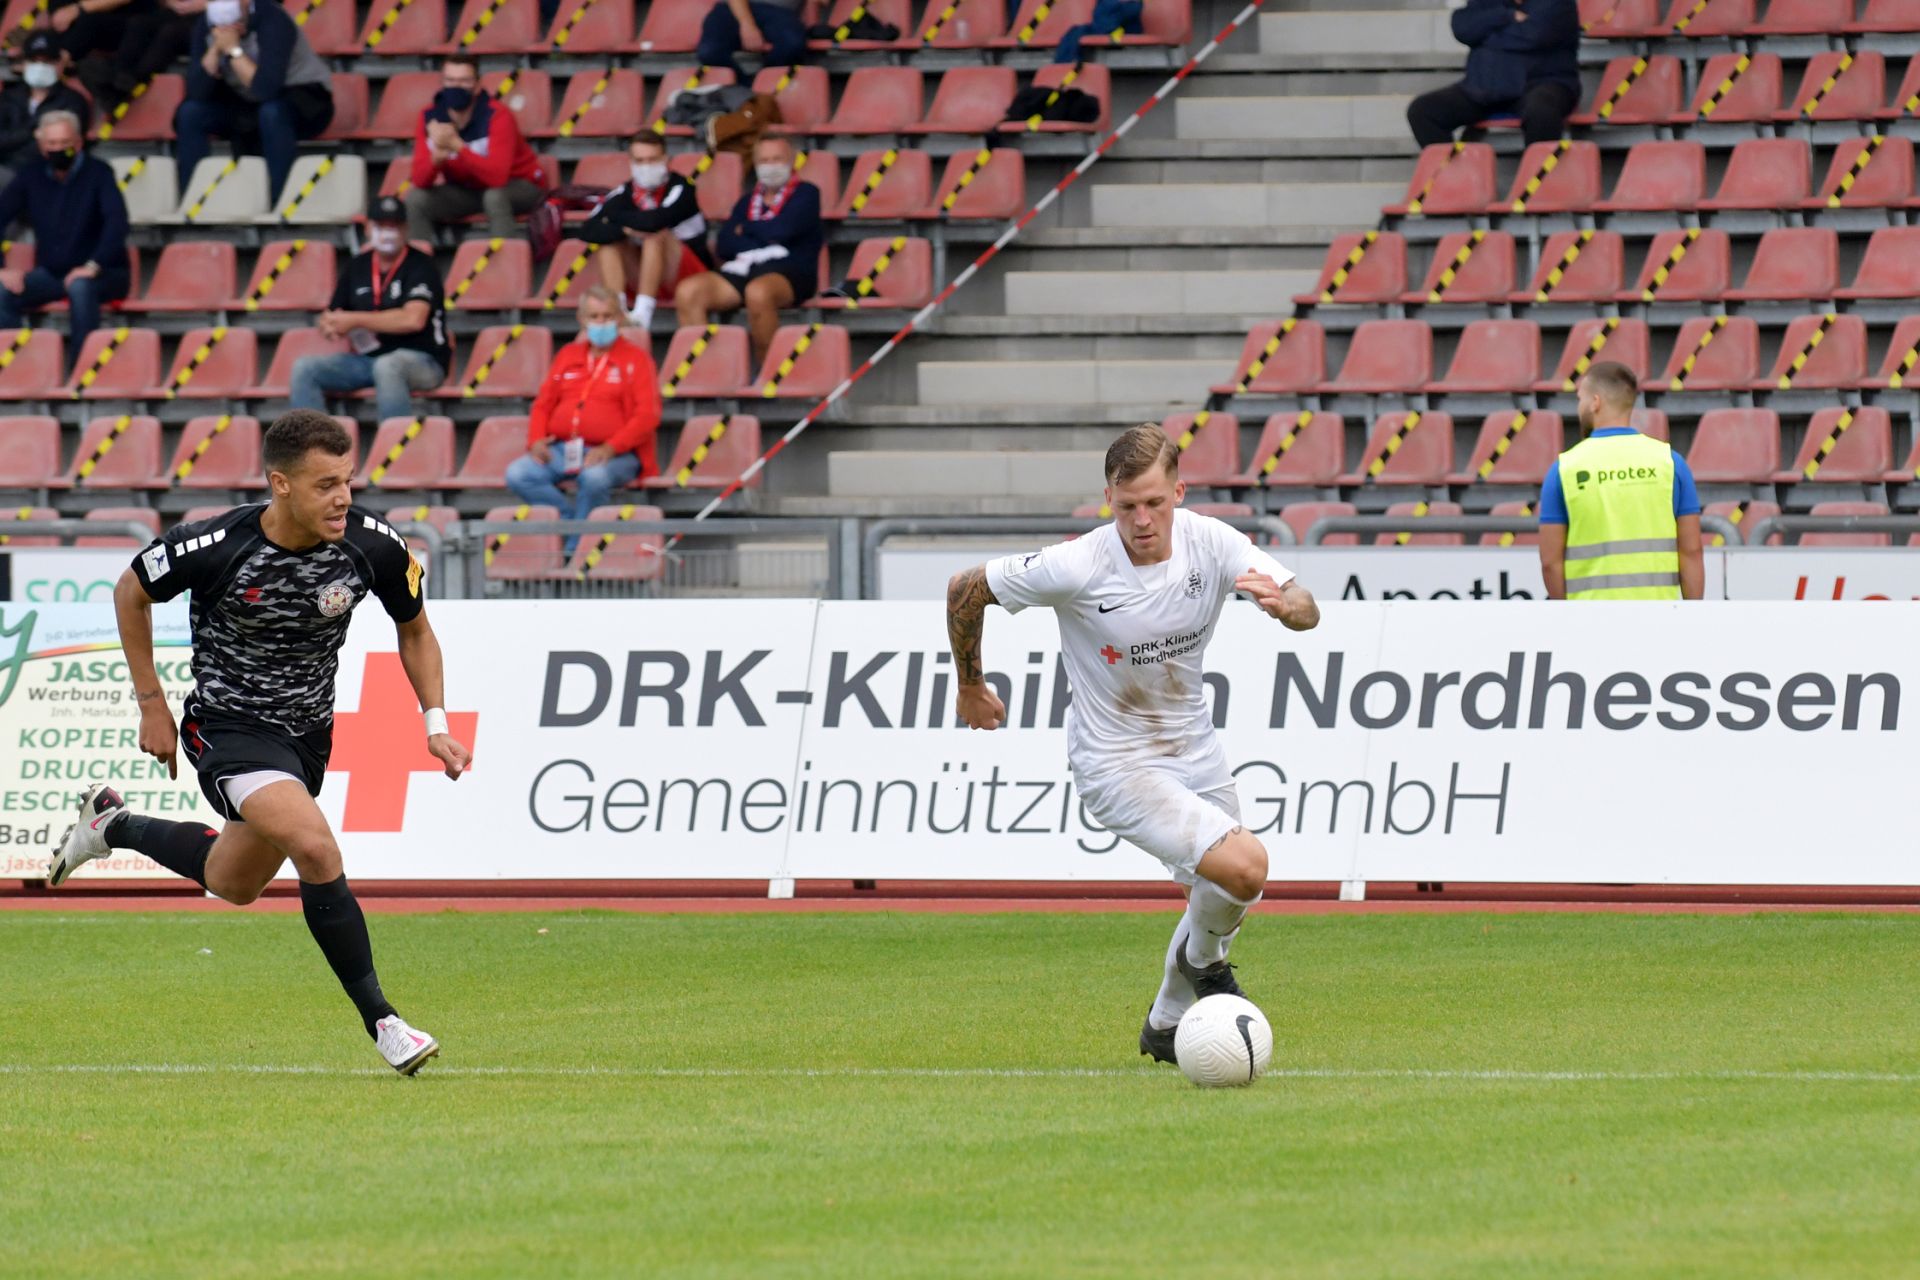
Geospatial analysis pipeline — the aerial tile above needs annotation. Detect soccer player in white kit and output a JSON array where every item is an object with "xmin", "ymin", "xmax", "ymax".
[{"xmin": 945, "ymin": 425, "xmax": 1320, "ymax": 1063}]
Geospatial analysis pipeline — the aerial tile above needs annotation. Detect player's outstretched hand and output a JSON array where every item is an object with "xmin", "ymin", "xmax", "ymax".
[
  {"xmin": 1235, "ymin": 571, "xmax": 1320, "ymax": 631},
  {"xmin": 429, "ymin": 734, "xmax": 472, "ymax": 780},
  {"xmin": 137, "ymin": 706, "xmax": 178, "ymax": 781},
  {"xmin": 955, "ymin": 683, "xmax": 1006, "ymax": 731}
]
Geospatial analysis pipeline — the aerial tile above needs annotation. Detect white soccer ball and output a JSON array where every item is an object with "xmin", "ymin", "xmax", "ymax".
[{"xmin": 1174, "ymin": 994, "xmax": 1273, "ymax": 1087}]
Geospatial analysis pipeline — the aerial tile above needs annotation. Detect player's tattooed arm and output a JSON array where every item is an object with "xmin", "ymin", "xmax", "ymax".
[
  {"xmin": 947, "ymin": 566, "xmax": 1006, "ymax": 731},
  {"xmin": 1234, "ymin": 572, "xmax": 1320, "ymax": 631}
]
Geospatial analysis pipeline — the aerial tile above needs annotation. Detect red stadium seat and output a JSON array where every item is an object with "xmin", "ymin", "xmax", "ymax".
[
  {"xmin": 289, "ymin": 0, "xmax": 360, "ymax": 55},
  {"xmin": 543, "ymin": 69, "xmax": 646, "ymax": 139},
  {"xmin": 647, "ymin": 66, "xmax": 738, "ymax": 137},
  {"xmin": 179, "ymin": 504, "xmax": 238, "ymax": 523},
  {"xmin": 64, "ymin": 416, "xmax": 162, "ymax": 488},
  {"xmin": 1157, "ymin": 414, "xmax": 1239, "ymax": 486},
  {"xmin": 1339, "ymin": 411, "xmax": 1453, "ymax": 486},
  {"xmin": 357, "ymin": 71, "xmax": 438, "ymax": 140},
  {"xmin": 0, "ymin": 331, "xmax": 65, "ymax": 398},
  {"xmin": 1836, "ymin": 227, "xmax": 1920, "ymax": 300},
  {"xmin": 1699, "ymin": 137, "xmax": 1811, "ymax": 210},
  {"xmin": 376, "ymin": 156, "xmax": 411, "ymax": 198},
  {"xmin": 482, "ymin": 504, "xmax": 563, "ymax": 579},
  {"xmin": 546, "ymin": 0, "xmax": 633, "ymax": 52},
  {"xmin": 380, "ymin": 502, "xmax": 460, "ymax": 564},
  {"xmin": 1514, "ymin": 230, "xmax": 1624, "ymax": 304},
  {"xmin": 1850, "ymin": 0, "xmax": 1920, "ymax": 30},
  {"xmin": 1536, "ymin": 318, "xmax": 1652, "ymax": 391},
  {"xmin": 829, "ymin": 149, "xmax": 933, "ymax": 220},
  {"xmin": 1386, "ymin": 143, "xmax": 1496, "ymax": 216},
  {"xmin": 95, "ymin": 74, "xmax": 183, "ymax": 142},
  {"xmin": 1724, "ymin": 227, "xmax": 1839, "ymax": 302},
  {"xmin": 1684, "ymin": 52, "xmax": 1783, "ymax": 122},
  {"xmin": 1581, "ymin": 0, "xmax": 1665, "ymax": 38},
  {"xmin": 78, "ymin": 507, "xmax": 162, "ymax": 547},
  {"xmin": 1701, "ymin": 499, "xmax": 1779, "ymax": 545},
  {"xmin": 921, "ymin": 147, "xmax": 1022, "ymax": 220},
  {"xmin": 1632, "ymin": 408, "xmax": 1671, "ymax": 441},
  {"xmin": 1488, "ymin": 141, "xmax": 1601, "ymax": 214},
  {"xmin": 64, "ymin": 328, "xmax": 162, "ymax": 400},
  {"xmin": 243, "ymin": 331, "xmax": 350, "ymax": 399},
  {"xmin": 1802, "ymin": 501, "xmax": 1891, "ymax": 546},
  {"xmin": 1867, "ymin": 316, "xmax": 1920, "ymax": 388},
  {"xmin": 911, "ymin": 66, "xmax": 1019, "ymax": 135},
  {"xmin": 0, "ymin": 417, "xmax": 61, "ymax": 487},
  {"xmin": 999, "ymin": 64, "xmax": 1110, "ymax": 135},
  {"xmin": 1294, "ymin": 232, "xmax": 1407, "ymax": 306},
  {"xmin": 1656, "ymin": 316, "xmax": 1761, "ymax": 391},
  {"xmin": 1403, "ymin": 230, "xmax": 1515, "ymax": 305},
  {"xmin": 355, "ymin": 416, "xmax": 458, "ymax": 488},
  {"xmin": 635, "ymin": 0, "xmax": 702, "ymax": 50},
  {"xmin": 1875, "ymin": 55, "xmax": 1920, "ymax": 119},
  {"xmin": 993, "ymin": 0, "xmax": 1093, "ymax": 46},
  {"xmin": 1776, "ymin": 406, "xmax": 1892, "ymax": 483},
  {"xmin": 813, "ymin": 237, "xmax": 933, "ymax": 309},
  {"xmin": 817, "ymin": 68, "xmax": 924, "ymax": 135},
  {"xmin": 1082, "ymin": 0, "xmax": 1190, "ymax": 46},
  {"xmin": 1450, "ymin": 410, "xmax": 1565, "ymax": 486},
  {"xmin": 1777, "ymin": 52, "xmax": 1886, "ymax": 122},
  {"xmin": 658, "ymin": 325, "xmax": 753, "ymax": 400},
  {"xmin": 756, "ymin": 65, "xmax": 832, "ymax": 133},
  {"xmin": 743, "ymin": 324, "xmax": 850, "ymax": 399},
  {"xmin": 1570, "ymin": 55, "xmax": 1683, "ymax": 125},
  {"xmin": 645, "ymin": 414, "xmax": 764, "ymax": 489},
  {"xmin": 811, "ymin": 0, "xmax": 916, "ymax": 48},
  {"xmin": 570, "ymin": 151, "xmax": 628, "ymax": 192},
  {"xmin": 1806, "ymin": 135, "xmax": 1914, "ymax": 209},
  {"xmin": 1376, "ymin": 501, "xmax": 1464, "ymax": 546},
  {"xmin": 561, "ymin": 505, "xmax": 666, "ymax": 581},
  {"xmin": 437, "ymin": 325, "xmax": 551, "ymax": 399},
  {"xmin": 1754, "ymin": 0, "xmax": 1851, "ymax": 30},
  {"xmin": 166, "ymin": 415, "xmax": 264, "ymax": 489},
  {"xmin": 1594, "ymin": 141, "xmax": 1704, "ymax": 212},
  {"xmin": 1753, "ymin": 313, "xmax": 1867, "ymax": 391},
  {"xmin": 1229, "ymin": 412, "xmax": 1345, "ymax": 488},
  {"xmin": 1618, "ymin": 229, "xmax": 1731, "ymax": 303},
  {"xmin": 1210, "ymin": 321, "xmax": 1325, "ymax": 396},
  {"xmin": 1279, "ymin": 501, "xmax": 1357, "ymax": 546},
  {"xmin": 486, "ymin": 69, "xmax": 553, "ymax": 136},
  {"xmin": 320, "ymin": 73, "xmax": 370, "ymax": 141},
  {"xmin": 913, "ymin": 0, "xmax": 1005, "ymax": 45},
  {"xmin": 1429, "ymin": 319, "xmax": 1538, "ymax": 393},
  {"xmin": 523, "ymin": 240, "xmax": 603, "ymax": 310},
  {"xmin": 668, "ymin": 150, "xmax": 746, "ymax": 223},
  {"xmin": 443, "ymin": 237, "xmax": 534, "ymax": 311},
  {"xmin": 440, "ymin": 0, "xmax": 543, "ymax": 52},
  {"xmin": 153, "ymin": 326, "xmax": 259, "ymax": 399},
  {"xmin": 357, "ymin": 0, "xmax": 448, "ymax": 52},
  {"xmin": 1324, "ymin": 320, "xmax": 1431, "ymax": 393},
  {"xmin": 1686, "ymin": 408, "xmax": 1779, "ymax": 481},
  {"xmin": 0, "ymin": 504, "xmax": 60, "ymax": 546},
  {"xmin": 794, "ymin": 151, "xmax": 841, "ymax": 215},
  {"xmin": 1658, "ymin": 0, "xmax": 1754, "ymax": 37},
  {"xmin": 1479, "ymin": 500, "xmax": 1539, "ymax": 547},
  {"xmin": 452, "ymin": 416, "xmax": 530, "ymax": 488}
]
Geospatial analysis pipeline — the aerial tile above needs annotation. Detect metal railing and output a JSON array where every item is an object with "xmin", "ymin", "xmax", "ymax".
[
  {"xmin": 1744, "ymin": 514, "xmax": 1920, "ymax": 547},
  {"xmin": 1301, "ymin": 513, "xmax": 1744, "ymax": 546}
]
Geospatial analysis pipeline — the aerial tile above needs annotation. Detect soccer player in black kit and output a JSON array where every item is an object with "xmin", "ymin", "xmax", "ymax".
[{"xmin": 48, "ymin": 411, "xmax": 472, "ymax": 1075}]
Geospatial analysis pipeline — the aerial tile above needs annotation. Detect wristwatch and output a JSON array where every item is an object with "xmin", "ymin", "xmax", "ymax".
[{"xmin": 225, "ymin": 44, "xmax": 244, "ymax": 60}]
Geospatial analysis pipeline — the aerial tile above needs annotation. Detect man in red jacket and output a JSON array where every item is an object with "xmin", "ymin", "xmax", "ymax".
[
  {"xmin": 507, "ymin": 285, "xmax": 662, "ymax": 554},
  {"xmin": 404, "ymin": 54, "xmax": 547, "ymax": 245}
]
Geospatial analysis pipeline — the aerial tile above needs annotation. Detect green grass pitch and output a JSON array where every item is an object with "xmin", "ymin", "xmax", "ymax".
[{"xmin": 3, "ymin": 909, "xmax": 1917, "ymax": 1278}]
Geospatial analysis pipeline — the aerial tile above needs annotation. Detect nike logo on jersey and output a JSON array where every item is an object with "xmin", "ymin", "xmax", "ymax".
[{"xmin": 1097, "ymin": 602, "xmax": 1124, "ymax": 613}]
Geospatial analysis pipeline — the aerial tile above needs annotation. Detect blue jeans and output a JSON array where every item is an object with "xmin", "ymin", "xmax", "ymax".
[
  {"xmin": 1054, "ymin": 0, "xmax": 1142, "ymax": 61},
  {"xmin": 173, "ymin": 82, "xmax": 333, "ymax": 204},
  {"xmin": 289, "ymin": 350, "xmax": 445, "ymax": 426},
  {"xmin": 697, "ymin": 0, "xmax": 808, "ymax": 71},
  {"xmin": 505, "ymin": 450, "xmax": 643, "ymax": 553},
  {"xmin": 0, "ymin": 265, "xmax": 129, "ymax": 363}
]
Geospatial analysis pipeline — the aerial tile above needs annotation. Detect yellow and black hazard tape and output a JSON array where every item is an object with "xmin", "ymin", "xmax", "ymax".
[
  {"xmin": 182, "ymin": 158, "xmax": 239, "ymax": 224},
  {"xmin": 1226, "ymin": 316, "xmax": 1302, "ymax": 398},
  {"xmin": 163, "ymin": 328, "xmax": 230, "ymax": 399},
  {"xmin": 1318, "ymin": 230, "xmax": 1379, "ymax": 304},
  {"xmin": 549, "ymin": 0, "xmax": 602, "ymax": 47},
  {"xmin": 1392, "ymin": 500, "xmax": 1433, "ymax": 546},
  {"xmin": 97, "ymin": 77, "xmax": 153, "ymax": 143},
  {"xmin": 1496, "ymin": 502, "xmax": 1535, "ymax": 548},
  {"xmin": 0, "ymin": 326, "xmax": 33, "ymax": 372},
  {"xmin": 576, "ymin": 503, "xmax": 652, "ymax": 576},
  {"xmin": 1668, "ymin": 315, "xmax": 1730, "ymax": 391},
  {"xmin": 558, "ymin": 71, "xmax": 612, "ymax": 138},
  {"xmin": 1405, "ymin": 140, "xmax": 1464, "ymax": 216},
  {"xmin": 919, "ymin": 0, "xmax": 960, "ymax": 42},
  {"xmin": 463, "ymin": 325, "xmax": 526, "ymax": 397},
  {"xmin": 1888, "ymin": 338, "xmax": 1920, "ymax": 389},
  {"xmin": 1509, "ymin": 138, "xmax": 1572, "ymax": 214},
  {"xmin": 843, "ymin": 235, "xmax": 908, "ymax": 309},
  {"xmin": 1580, "ymin": 0, "xmax": 1618, "ymax": 31},
  {"xmin": 293, "ymin": 0, "xmax": 333, "ymax": 26},
  {"xmin": 0, "ymin": 504, "xmax": 36, "ymax": 545},
  {"xmin": 1426, "ymin": 230, "xmax": 1486, "ymax": 304},
  {"xmin": 116, "ymin": 156, "xmax": 146, "ymax": 193},
  {"xmin": 364, "ymin": 0, "xmax": 419, "ymax": 48},
  {"xmin": 848, "ymin": 148, "xmax": 902, "ymax": 214},
  {"xmin": 1797, "ymin": 53, "xmax": 1853, "ymax": 119},
  {"xmin": 12, "ymin": 0, "xmax": 47, "ymax": 33},
  {"xmin": 69, "ymin": 326, "xmax": 131, "ymax": 399},
  {"xmin": 446, "ymin": 237, "xmax": 505, "ymax": 310},
  {"xmin": 1695, "ymin": 54, "xmax": 1752, "ymax": 119},
  {"xmin": 243, "ymin": 239, "xmax": 309, "ymax": 311},
  {"xmin": 1365, "ymin": 412, "xmax": 1423, "ymax": 481},
  {"xmin": 1025, "ymin": 63, "xmax": 1080, "ymax": 132},
  {"xmin": 1594, "ymin": 57, "xmax": 1649, "ymax": 121},
  {"xmin": 1801, "ymin": 409, "xmax": 1857, "ymax": 480},
  {"xmin": 458, "ymin": 0, "xmax": 512, "ymax": 46},
  {"xmin": 1708, "ymin": 499, "xmax": 1749, "ymax": 548},
  {"xmin": 1669, "ymin": 0, "xmax": 1710, "ymax": 33},
  {"xmin": 1776, "ymin": 313, "xmax": 1839, "ymax": 390},
  {"xmin": 1475, "ymin": 411, "xmax": 1532, "ymax": 481},
  {"xmin": 1011, "ymin": 0, "xmax": 1052, "ymax": 45},
  {"xmin": 1827, "ymin": 135, "xmax": 1887, "ymax": 207},
  {"xmin": 73, "ymin": 414, "xmax": 135, "ymax": 480},
  {"xmin": 1255, "ymin": 409, "xmax": 1316, "ymax": 480},
  {"xmin": 1561, "ymin": 316, "xmax": 1623, "ymax": 391},
  {"xmin": 1534, "ymin": 229, "xmax": 1593, "ymax": 302},
  {"xmin": 760, "ymin": 322, "xmax": 821, "ymax": 398},
  {"xmin": 275, "ymin": 156, "xmax": 333, "ymax": 223},
  {"xmin": 1640, "ymin": 227, "xmax": 1700, "ymax": 303},
  {"xmin": 676, "ymin": 414, "xmax": 733, "ymax": 486},
  {"xmin": 829, "ymin": 1, "xmax": 872, "ymax": 42},
  {"xmin": 171, "ymin": 414, "xmax": 235, "ymax": 485},
  {"xmin": 662, "ymin": 324, "xmax": 720, "ymax": 399},
  {"xmin": 541, "ymin": 248, "xmax": 592, "ymax": 310},
  {"xmin": 940, "ymin": 148, "xmax": 993, "ymax": 214},
  {"xmin": 484, "ymin": 503, "xmax": 532, "ymax": 566},
  {"xmin": 653, "ymin": 67, "xmax": 706, "ymax": 136},
  {"xmin": 368, "ymin": 417, "xmax": 428, "ymax": 484}
]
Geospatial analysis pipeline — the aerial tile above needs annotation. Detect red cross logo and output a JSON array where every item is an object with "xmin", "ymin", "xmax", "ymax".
[
  {"xmin": 1099, "ymin": 645, "xmax": 1124, "ymax": 665},
  {"xmin": 330, "ymin": 652, "xmax": 479, "ymax": 832}
]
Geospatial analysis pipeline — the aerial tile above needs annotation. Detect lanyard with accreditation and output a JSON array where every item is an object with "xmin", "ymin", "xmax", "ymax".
[{"xmin": 559, "ymin": 350, "xmax": 616, "ymax": 474}]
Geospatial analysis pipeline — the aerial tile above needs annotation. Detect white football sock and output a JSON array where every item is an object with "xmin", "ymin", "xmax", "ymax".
[
  {"xmin": 1184, "ymin": 878, "xmax": 1261, "ymax": 968},
  {"xmin": 629, "ymin": 294, "xmax": 657, "ymax": 328},
  {"xmin": 1146, "ymin": 917, "xmax": 1197, "ymax": 1031}
]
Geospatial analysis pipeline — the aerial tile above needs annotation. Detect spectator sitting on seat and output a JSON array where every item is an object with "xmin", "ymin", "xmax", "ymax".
[
  {"xmin": 404, "ymin": 54, "xmax": 549, "ymax": 247},
  {"xmin": 49, "ymin": 0, "xmax": 140, "ymax": 102},
  {"xmin": 0, "ymin": 110, "xmax": 130, "ymax": 361},
  {"xmin": 173, "ymin": 0, "xmax": 333, "ymax": 204},
  {"xmin": 580, "ymin": 133, "xmax": 714, "ymax": 335},
  {"xmin": 1053, "ymin": 0, "xmax": 1142, "ymax": 63},
  {"xmin": 290, "ymin": 195, "xmax": 451, "ymax": 427},
  {"xmin": 1405, "ymin": 0, "xmax": 1579, "ymax": 150},
  {"xmin": 508, "ymin": 285, "xmax": 662, "ymax": 554},
  {"xmin": 675, "ymin": 135, "xmax": 821, "ymax": 366},
  {"xmin": 0, "ymin": 32, "xmax": 92, "ymax": 189},
  {"xmin": 696, "ymin": 0, "xmax": 808, "ymax": 77},
  {"xmin": 74, "ymin": 0, "xmax": 208, "ymax": 121}
]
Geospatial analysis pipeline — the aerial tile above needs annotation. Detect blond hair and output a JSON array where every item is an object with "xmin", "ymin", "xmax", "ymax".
[{"xmin": 1104, "ymin": 423, "xmax": 1179, "ymax": 485}]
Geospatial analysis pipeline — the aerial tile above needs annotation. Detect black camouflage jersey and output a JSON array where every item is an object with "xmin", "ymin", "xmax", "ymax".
[{"xmin": 132, "ymin": 503, "xmax": 424, "ymax": 735}]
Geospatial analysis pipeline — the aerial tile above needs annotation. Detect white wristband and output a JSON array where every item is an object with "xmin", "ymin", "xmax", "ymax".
[{"xmin": 424, "ymin": 707, "xmax": 449, "ymax": 738}]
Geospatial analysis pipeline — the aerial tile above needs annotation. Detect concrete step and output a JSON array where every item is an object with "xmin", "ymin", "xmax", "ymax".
[
  {"xmin": 916, "ymin": 359, "xmax": 1234, "ymax": 406},
  {"xmin": 829, "ymin": 450, "xmax": 1105, "ymax": 499},
  {"xmin": 841, "ymin": 403, "xmax": 1204, "ymax": 427},
  {"xmin": 1088, "ymin": 182, "xmax": 1399, "ymax": 229},
  {"xmin": 1003, "ymin": 270, "xmax": 1316, "ymax": 316},
  {"xmin": 1259, "ymin": 8, "xmax": 1454, "ymax": 57},
  {"xmin": 1175, "ymin": 94, "xmax": 1413, "ymax": 143}
]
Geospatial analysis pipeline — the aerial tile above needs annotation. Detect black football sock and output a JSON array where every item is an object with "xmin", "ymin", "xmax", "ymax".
[
  {"xmin": 298, "ymin": 875, "xmax": 398, "ymax": 1039},
  {"xmin": 105, "ymin": 812, "xmax": 214, "ymax": 889}
]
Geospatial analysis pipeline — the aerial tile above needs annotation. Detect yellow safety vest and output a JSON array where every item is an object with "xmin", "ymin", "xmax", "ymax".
[{"xmin": 1556, "ymin": 431, "xmax": 1681, "ymax": 601}]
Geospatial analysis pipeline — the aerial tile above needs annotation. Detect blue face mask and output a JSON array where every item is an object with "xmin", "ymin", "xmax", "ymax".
[{"xmin": 585, "ymin": 321, "xmax": 618, "ymax": 348}]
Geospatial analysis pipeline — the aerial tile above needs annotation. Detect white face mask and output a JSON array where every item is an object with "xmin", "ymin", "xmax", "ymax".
[
  {"xmin": 755, "ymin": 163, "xmax": 792, "ymax": 189},
  {"xmin": 22, "ymin": 62, "xmax": 57, "ymax": 89},
  {"xmin": 206, "ymin": 0, "xmax": 244, "ymax": 26},
  {"xmin": 369, "ymin": 227, "xmax": 402, "ymax": 255},
  {"xmin": 630, "ymin": 162, "xmax": 668, "ymax": 190}
]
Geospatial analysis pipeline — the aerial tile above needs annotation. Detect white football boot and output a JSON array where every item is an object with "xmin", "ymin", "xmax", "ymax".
[
  {"xmin": 48, "ymin": 784, "xmax": 125, "ymax": 887},
  {"xmin": 375, "ymin": 1015, "xmax": 440, "ymax": 1076}
]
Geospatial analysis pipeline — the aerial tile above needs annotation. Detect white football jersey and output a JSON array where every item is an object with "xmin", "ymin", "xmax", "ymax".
[{"xmin": 985, "ymin": 509, "xmax": 1293, "ymax": 784}]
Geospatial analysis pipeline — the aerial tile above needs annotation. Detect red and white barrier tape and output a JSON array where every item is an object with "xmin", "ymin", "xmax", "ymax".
[{"xmin": 671, "ymin": 0, "xmax": 1270, "ymax": 543}]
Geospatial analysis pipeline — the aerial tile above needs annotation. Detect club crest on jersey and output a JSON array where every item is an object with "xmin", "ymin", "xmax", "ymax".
[
  {"xmin": 1186, "ymin": 570, "xmax": 1205, "ymax": 598},
  {"xmin": 317, "ymin": 582, "xmax": 355, "ymax": 617}
]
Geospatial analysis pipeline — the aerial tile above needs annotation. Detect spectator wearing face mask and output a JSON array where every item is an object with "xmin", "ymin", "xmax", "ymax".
[
  {"xmin": 0, "ymin": 109, "xmax": 129, "ymax": 359},
  {"xmin": 508, "ymin": 285, "xmax": 662, "ymax": 554},
  {"xmin": 174, "ymin": 0, "xmax": 333, "ymax": 203},
  {"xmin": 404, "ymin": 53, "xmax": 548, "ymax": 246},
  {"xmin": 289, "ymin": 194, "xmax": 451, "ymax": 426},
  {"xmin": 673, "ymin": 134, "xmax": 821, "ymax": 366},
  {"xmin": 579, "ymin": 132, "xmax": 713, "ymax": 334},
  {"xmin": 0, "ymin": 31, "xmax": 92, "ymax": 188}
]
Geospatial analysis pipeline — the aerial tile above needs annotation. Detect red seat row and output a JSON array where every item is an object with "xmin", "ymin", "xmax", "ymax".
[
  {"xmin": 1570, "ymin": 51, "xmax": 1920, "ymax": 127},
  {"xmin": 1581, "ymin": 0, "xmax": 1919, "ymax": 40},
  {"xmin": 1262, "ymin": 499, "xmax": 1907, "ymax": 547}
]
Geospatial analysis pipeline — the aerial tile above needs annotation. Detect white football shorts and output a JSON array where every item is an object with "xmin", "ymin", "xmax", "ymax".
[{"xmin": 1075, "ymin": 760, "xmax": 1241, "ymax": 887}]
